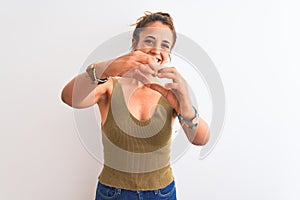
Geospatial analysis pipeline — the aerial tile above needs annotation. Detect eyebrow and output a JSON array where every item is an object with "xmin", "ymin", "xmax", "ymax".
[{"xmin": 145, "ymin": 35, "xmax": 171, "ymax": 44}]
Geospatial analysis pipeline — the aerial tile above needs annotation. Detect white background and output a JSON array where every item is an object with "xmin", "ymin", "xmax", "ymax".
[{"xmin": 1, "ymin": 0, "xmax": 300, "ymax": 199}]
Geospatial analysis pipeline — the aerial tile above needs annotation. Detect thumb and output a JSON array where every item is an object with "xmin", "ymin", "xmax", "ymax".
[
  {"xmin": 146, "ymin": 83, "xmax": 180, "ymax": 113},
  {"xmin": 145, "ymin": 83, "xmax": 170, "ymax": 97}
]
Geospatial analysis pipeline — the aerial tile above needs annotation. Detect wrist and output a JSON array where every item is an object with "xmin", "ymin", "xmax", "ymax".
[
  {"xmin": 86, "ymin": 63, "xmax": 110, "ymax": 85},
  {"xmin": 178, "ymin": 106, "xmax": 199, "ymax": 125},
  {"xmin": 94, "ymin": 61, "xmax": 111, "ymax": 79},
  {"xmin": 178, "ymin": 104, "xmax": 195, "ymax": 119},
  {"xmin": 104, "ymin": 59, "xmax": 123, "ymax": 77}
]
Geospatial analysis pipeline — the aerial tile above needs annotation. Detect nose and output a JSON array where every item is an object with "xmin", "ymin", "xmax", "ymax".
[{"xmin": 149, "ymin": 45, "xmax": 161, "ymax": 55}]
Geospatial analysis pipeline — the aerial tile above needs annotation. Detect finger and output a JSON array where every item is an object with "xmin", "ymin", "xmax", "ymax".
[
  {"xmin": 127, "ymin": 60, "xmax": 154, "ymax": 72},
  {"xmin": 134, "ymin": 51, "xmax": 156, "ymax": 64},
  {"xmin": 138, "ymin": 55, "xmax": 159, "ymax": 75},
  {"xmin": 135, "ymin": 65, "xmax": 162, "ymax": 85},
  {"xmin": 158, "ymin": 66, "xmax": 177, "ymax": 73},
  {"xmin": 157, "ymin": 71, "xmax": 176, "ymax": 80},
  {"xmin": 123, "ymin": 68, "xmax": 152, "ymax": 84},
  {"xmin": 133, "ymin": 51, "xmax": 159, "ymax": 74},
  {"xmin": 165, "ymin": 82, "xmax": 180, "ymax": 90},
  {"xmin": 146, "ymin": 83, "xmax": 181, "ymax": 112},
  {"xmin": 139, "ymin": 64, "xmax": 155, "ymax": 75},
  {"xmin": 147, "ymin": 62, "xmax": 160, "ymax": 76},
  {"xmin": 134, "ymin": 69, "xmax": 152, "ymax": 84},
  {"xmin": 157, "ymin": 67, "xmax": 179, "ymax": 80},
  {"xmin": 146, "ymin": 83, "xmax": 170, "ymax": 97},
  {"xmin": 119, "ymin": 60, "xmax": 142, "ymax": 76},
  {"xmin": 127, "ymin": 60, "xmax": 145, "ymax": 68}
]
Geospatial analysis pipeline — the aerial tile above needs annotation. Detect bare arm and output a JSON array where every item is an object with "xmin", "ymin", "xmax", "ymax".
[
  {"xmin": 61, "ymin": 51, "xmax": 158, "ymax": 109},
  {"xmin": 60, "ymin": 67, "xmax": 109, "ymax": 109},
  {"xmin": 179, "ymin": 116, "xmax": 210, "ymax": 146}
]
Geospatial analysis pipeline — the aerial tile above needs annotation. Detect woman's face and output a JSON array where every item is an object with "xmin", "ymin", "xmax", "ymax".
[{"xmin": 134, "ymin": 21, "xmax": 174, "ymax": 66}]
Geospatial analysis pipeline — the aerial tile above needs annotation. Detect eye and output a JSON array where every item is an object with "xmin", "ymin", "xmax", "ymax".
[
  {"xmin": 161, "ymin": 43, "xmax": 170, "ymax": 50},
  {"xmin": 144, "ymin": 39, "xmax": 154, "ymax": 46}
]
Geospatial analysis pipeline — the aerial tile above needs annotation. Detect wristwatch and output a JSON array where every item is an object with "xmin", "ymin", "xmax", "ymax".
[
  {"xmin": 86, "ymin": 64, "xmax": 110, "ymax": 85},
  {"xmin": 177, "ymin": 106, "xmax": 199, "ymax": 125}
]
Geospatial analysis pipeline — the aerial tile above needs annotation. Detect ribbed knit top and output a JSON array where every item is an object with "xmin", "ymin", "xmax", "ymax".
[{"xmin": 98, "ymin": 78, "xmax": 174, "ymax": 190}]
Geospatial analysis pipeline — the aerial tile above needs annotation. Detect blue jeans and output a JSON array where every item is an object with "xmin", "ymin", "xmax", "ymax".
[{"xmin": 95, "ymin": 180, "xmax": 177, "ymax": 200}]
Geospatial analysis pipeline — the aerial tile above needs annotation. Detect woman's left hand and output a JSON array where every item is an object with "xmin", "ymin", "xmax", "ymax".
[
  {"xmin": 147, "ymin": 66, "xmax": 210, "ymax": 146},
  {"xmin": 146, "ymin": 67, "xmax": 195, "ymax": 118}
]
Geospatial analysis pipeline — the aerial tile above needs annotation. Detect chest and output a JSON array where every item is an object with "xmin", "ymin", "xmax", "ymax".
[{"xmin": 126, "ymin": 89, "xmax": 162, "ymax": 121}]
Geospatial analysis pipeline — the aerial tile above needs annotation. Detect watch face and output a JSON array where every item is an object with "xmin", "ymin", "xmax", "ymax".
[
  {"xmin": 192, "ymin": 115, "xmax": 199, "ymax": 124},
  {"xmin": 178, "ymin": 107, "xmax": 199, "ymax": 125}
]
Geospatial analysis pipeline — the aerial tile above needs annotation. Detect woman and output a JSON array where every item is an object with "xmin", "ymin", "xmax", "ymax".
[{"xmin": 61, "ymin": 11, "xmax": 210, "ymax": 200}]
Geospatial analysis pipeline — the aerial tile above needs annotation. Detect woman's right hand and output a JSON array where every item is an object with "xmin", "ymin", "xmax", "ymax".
[{"xmin": 105, "ymin": 50, "xmax": 160, "ymax": 83}]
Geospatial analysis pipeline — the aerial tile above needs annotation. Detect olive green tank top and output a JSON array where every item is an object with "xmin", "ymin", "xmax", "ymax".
[{"xmin": 98, "ymin": 78, "xmax": 175, "ymax": 190}]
